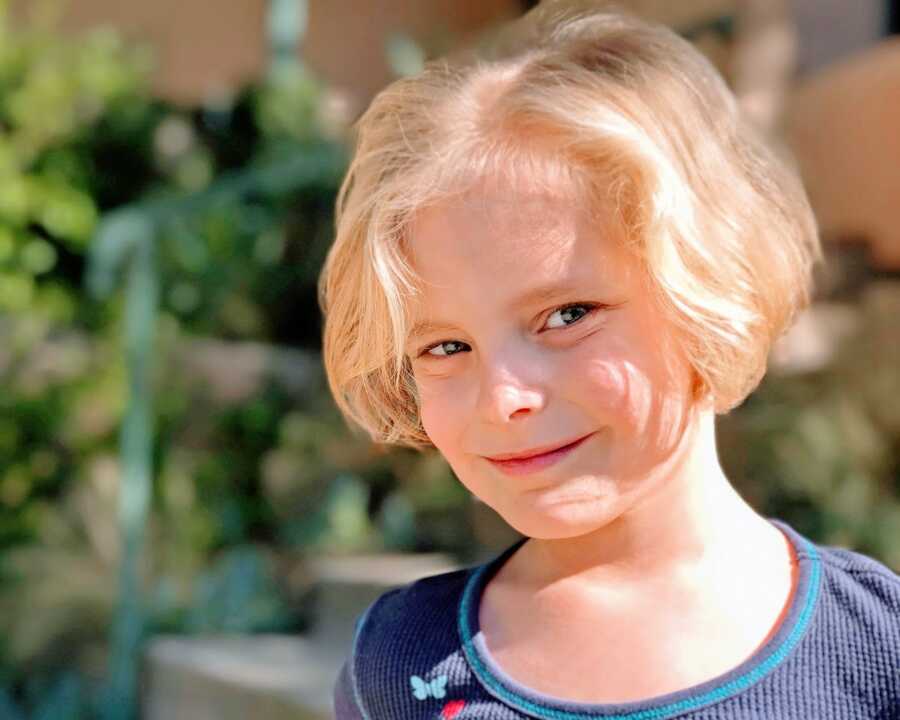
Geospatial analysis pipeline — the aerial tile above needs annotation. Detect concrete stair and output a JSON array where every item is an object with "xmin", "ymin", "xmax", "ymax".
[{"xmin": 142, "ymin": 552, "xmax": 458, "ymax": 719}]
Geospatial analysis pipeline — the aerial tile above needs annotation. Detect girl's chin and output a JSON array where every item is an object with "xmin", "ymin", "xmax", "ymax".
[{"xmin": 501, "ymin": 499, "xmax": 619, "ymax": 540}]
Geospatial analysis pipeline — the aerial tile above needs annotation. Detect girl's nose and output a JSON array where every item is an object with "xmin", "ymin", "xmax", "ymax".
[{"xmin": 477, "ymin": 369, "xmax": 546, "ymax": 425}]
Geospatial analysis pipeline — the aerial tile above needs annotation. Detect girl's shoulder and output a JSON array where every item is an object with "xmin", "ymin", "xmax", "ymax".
[
  {"xmin": 772, "ymin": 517, "xmax": 900, "ymax": 622},
  {"xmin": 815, "ymin": 536, "xmax": 900, "ymax": 590},
  {"xmin": 816, "ymin": 540, "xmax": 900, "ymax": 581},
  {"xmin": 336, "ymin": 563, "xmax": 482, "ymax": 720},
  {"xmin": 354, "ymin": 563, "xmax": 475, "ymax": 650},
  {"xmin": 813, "ymin": 538, "xmax": 900, "ymax": 625},
  {"xmin": 801, "ymin": 538, "xmax": 900, "ymax": 716}
]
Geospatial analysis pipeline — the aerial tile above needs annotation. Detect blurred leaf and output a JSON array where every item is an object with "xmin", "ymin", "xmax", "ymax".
[
  {"xmin": 379, "ymin": 491, "xmax": 416, "ymax": 550},
  {"xmin": 0, "ymin": 689, "xmax": 26, "ymax": 720},
  {"xmin": 184, "ymin": 545, "xmax": 292, "ymax": 633},
  {"xmin": 386, "ymin": 33, "xmax": 426, "ymax": 77},
  {"xmin": 31, "ymin": 671, "xmax": 82, "ymax": 720},
  {"xmin": 255, "ymin": 64, "xmax": 322, "ymax": 142},
  {"xmin": 324, "ymin": 473, "xmax": 372, "ymax": 550}
]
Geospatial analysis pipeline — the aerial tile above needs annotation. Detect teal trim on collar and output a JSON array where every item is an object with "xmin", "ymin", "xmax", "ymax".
[{"xmin": 458, "ymin": 521, "xmax": 822, "ymax": 720}]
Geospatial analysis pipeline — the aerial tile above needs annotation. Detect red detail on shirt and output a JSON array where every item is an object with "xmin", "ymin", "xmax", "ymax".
[{"xmin": 441, "ymin": 699, "xmax": 466, "ymax": 719}]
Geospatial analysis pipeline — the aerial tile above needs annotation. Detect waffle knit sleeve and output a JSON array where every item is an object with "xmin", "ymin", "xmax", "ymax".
[{"xmin": 333, "ymin": 659, "xmax": 367, "ymax": 720}]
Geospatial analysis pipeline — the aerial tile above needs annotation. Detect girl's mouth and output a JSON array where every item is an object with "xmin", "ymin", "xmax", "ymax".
[{"xmin": 485, "ymin": 433, "xmax": 594, "ymax": 476}]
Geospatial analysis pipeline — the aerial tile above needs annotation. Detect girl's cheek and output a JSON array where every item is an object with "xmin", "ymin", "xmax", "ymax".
[
  {"xmin": 579, "ymin": 342, "xmax": 694, "ymax": 453},
  {"xmin": 417, "ymin": 382, "xmax": 463, "ymax": 447},
  {"xmin": 582, "ymin": 353, "xmax": 656, "ymax": 434},
  {"xmin": 581, "ymin": 352, "xmax": 631, "ymax": 407},
  {"xmin": 563, "ymin": 333, "xmax": 629, "ymax": 410}
]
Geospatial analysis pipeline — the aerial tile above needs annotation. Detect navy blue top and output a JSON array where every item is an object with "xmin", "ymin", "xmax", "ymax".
[{"xmin": 333, "ymin": 518, "xmax": 900, "ymax": 719}]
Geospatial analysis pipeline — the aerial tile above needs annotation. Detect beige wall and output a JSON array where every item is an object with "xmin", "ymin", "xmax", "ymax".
[
  {"xmin": 306, "ymin": 0, "xmax": 517, "ymax": 114},
  {"xmin": 786, "ymin": 39, "xmax": 900, "ymax": 270},
  {"xmin": 11, "ymin": 0, "xmax": 517, "ymax": 107},
  {"xmin": 13, "ymin": 0, "xmax": 267, "ymax": 105}
]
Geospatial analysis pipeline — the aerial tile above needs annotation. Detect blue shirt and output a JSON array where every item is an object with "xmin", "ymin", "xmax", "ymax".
[{"xmin": 333, "ymin": 518, "xmax": 900, "ymax": 719}]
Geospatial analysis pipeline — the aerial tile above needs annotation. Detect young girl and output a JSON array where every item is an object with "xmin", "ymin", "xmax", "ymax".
[{"xmin": 319, "ymin": 3, "xmax": 900, "ymax": 718}]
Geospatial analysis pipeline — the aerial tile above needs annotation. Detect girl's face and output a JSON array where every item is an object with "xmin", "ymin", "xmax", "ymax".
[{"xmin": 404, "ymin": 180, "xmax": 699, "ymax": 539}]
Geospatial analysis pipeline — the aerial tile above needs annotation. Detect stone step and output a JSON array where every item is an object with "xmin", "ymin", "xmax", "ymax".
[
  {"xmin": 143, "ymin": 634, "xmax": 339, "ymax": 720},
  {"xmin": 143, "ymin": 552, "xmax": 459, "ymax": 720}
]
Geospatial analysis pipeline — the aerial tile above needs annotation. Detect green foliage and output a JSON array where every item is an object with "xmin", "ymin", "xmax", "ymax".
[
  {"xmin": 178, "ymin": 545, "xmax": 294, "ymax": 634},
  {"xmin": 0, "ymin": 15, "xmax": 157, "ymax": 321},
  {"xmin": 0, "ymin": 4, "xmax": 343, "ymax": 718}
]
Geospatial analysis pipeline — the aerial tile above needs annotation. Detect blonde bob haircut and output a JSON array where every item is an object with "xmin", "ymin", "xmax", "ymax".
[{"xmin": 318, "ymin": 0, "xmax": 820, "ymax": 449}]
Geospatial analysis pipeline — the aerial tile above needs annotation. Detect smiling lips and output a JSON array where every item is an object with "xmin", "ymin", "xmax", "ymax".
[{"xmin": 484, "ymin": 433, "xmax": 594, "ymax": 476}]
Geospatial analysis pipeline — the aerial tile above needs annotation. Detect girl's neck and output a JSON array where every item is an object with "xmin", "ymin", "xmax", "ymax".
[{"xmin": 506, "ymin": 406, "xmax": 780, "ymax": 591}]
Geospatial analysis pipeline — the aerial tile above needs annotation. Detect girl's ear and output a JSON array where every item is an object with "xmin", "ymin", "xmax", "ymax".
[
  {"xmin": 690, "ymin": 368, "xmax": 703, "ymax": 396},
  {"xmin": 689, "ymin": 368, "xmax": 712, "ymax": 408}
]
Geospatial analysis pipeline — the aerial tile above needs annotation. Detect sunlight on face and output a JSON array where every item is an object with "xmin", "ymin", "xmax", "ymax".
[{"xmin": 404, "ymin": 177, "xmax": 698, "ymax": 539}]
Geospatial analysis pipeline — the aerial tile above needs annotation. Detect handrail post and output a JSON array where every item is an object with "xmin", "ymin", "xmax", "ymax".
[{"xmin": 100, "ymin": 219, "xmax": 158, "ymax": 720}]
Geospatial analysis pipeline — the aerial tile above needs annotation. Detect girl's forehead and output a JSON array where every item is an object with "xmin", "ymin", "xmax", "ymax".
[
  {"xmin": 406, "ymin": 176, "xmax": 619, "ymax": 263},
  {"xmin": 406, "ymin": 194, "xmax": 582, "ymax": 283},
  {"xmin": 404, "ymin": 190, "xmax": 638, "ymax": 307},
  {"xmin": 432, "ymin": 188, "xmax": 582, "ymax": 233}
]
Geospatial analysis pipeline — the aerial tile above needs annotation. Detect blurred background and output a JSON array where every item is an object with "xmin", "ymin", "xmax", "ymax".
[{"xmin": 0, "ymin": 0, "xmax": 897, "ymax": 718}]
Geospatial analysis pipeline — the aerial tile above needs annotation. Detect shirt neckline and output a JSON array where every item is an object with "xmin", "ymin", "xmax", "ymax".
[{"xmin": 458, "ymin": 517, "xmax": 822, "ymax": 720}]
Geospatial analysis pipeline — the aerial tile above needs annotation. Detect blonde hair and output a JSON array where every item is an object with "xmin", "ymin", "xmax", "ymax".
[{"xmin": 318, "ymin": 0, "xmax": 820, "ymax": 449}]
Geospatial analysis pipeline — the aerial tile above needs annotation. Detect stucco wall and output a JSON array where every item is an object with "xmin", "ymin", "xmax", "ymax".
[{"xmin": 11, "ymin": 0, "xmax": 517, "ymax": 107}]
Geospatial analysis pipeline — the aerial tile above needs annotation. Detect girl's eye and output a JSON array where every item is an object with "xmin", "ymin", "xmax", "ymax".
[
  {"xmin": 543, "ymin": 303, "xmax": 597, "ymax": 330},
  {"xmin": 418, "ymin": 303, "xmax": 602, "ymax": 358},
  {"xmin": 423, "ymin": 340, "xmax": 469, "ymax": 358}
]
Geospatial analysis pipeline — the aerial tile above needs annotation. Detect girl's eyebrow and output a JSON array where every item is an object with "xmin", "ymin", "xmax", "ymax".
[
  {"xmin": 513, "ymin": 281, "xmax": 581, "ymax": 308},
  {"xmin": 408, "ymin": 319, "xmax": 460, "ymax": 343},
  {"xmin": 407, "ymin": 282, "xmax": 584, "ymax": 342}
]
